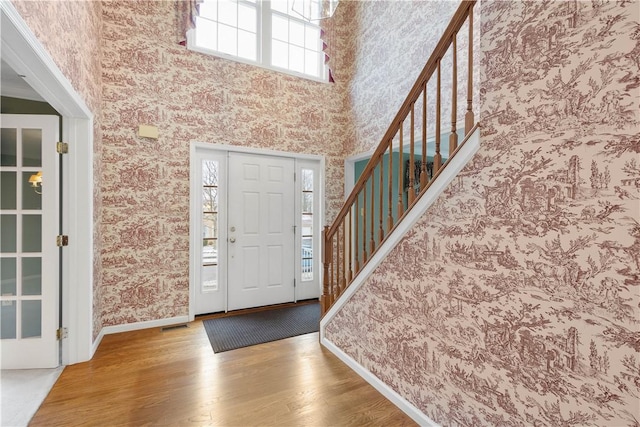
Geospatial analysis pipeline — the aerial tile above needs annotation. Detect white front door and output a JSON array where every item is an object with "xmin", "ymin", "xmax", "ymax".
[
  {"xmin": 1, "ymin": 114, "xmax": 59, "ymax": 369},
  {"xmin": 227, "ymin": 153, "xmax": 295, "ymax": 311}
]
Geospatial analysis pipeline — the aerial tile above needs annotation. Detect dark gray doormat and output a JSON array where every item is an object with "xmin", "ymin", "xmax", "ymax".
[{"xmin": 203, "ymin": 303, "xmax": 320, "ymax": 353}]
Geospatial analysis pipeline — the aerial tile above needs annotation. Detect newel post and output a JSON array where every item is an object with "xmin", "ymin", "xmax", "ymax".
[{"xmin": 321, "ymin": 225, "xmax": 331, "ymax": 315}]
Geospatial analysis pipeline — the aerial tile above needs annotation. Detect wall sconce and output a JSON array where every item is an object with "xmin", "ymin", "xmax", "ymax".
[{"xmin": 29, "ymin": 171, "xmax": 42, "ymax": 194}]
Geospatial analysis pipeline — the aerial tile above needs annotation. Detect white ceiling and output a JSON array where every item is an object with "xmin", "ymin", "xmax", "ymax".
[{"xmin": 1, "ymin": 58, "xmax": 45, "ymax": 102}]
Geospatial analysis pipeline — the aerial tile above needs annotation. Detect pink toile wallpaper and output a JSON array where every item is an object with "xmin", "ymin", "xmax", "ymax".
[
  {"xmin": 342, "ymin": 0, "xmax": 481, "ymax": 157},
  {"xmin": 9, "ymin": 0, "xmax": 106, "ymax": 340},
  {"xmin": 326, "ymin": 0, "xmax": 640, "ymax": 425},
  {"xmin": 99, "ymin": 0, "xmax": 352, "ymax": 326},
  {"xmin": 344, "ymin": 0, "xmax": 460, "ymax": 155}
]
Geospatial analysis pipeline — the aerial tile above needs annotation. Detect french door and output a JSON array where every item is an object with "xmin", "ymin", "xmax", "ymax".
[
  {"xmin": 191, "ymin": 147, "xmax": 322, "ymax": 315},
  {"xmin": 1, "ymin": 114, "xmax": 59, "ymax": 369}
]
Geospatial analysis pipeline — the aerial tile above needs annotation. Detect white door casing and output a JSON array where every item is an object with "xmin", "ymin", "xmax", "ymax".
[
  {"xmin": 227, "ymin": 153, "xmax": 295, "ymax": 311},
  {"xmin": 1, "ymin": 114, "xmax": 59, "ymax": 369},
  {"xmin": 189, "ymin": 144, "xmax": 323, "ymax": 317}
]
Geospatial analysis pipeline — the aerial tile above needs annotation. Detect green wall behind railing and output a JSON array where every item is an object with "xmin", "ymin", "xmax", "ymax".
[
  {"xmin": 354, "ymin": 151, "xmax": 436, "ymax": 266},
  {"xmin": 351, "ymin": 129, "xmax": 463, "ymax": 266}
]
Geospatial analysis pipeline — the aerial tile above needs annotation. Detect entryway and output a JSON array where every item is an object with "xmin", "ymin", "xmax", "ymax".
[
  {"xmin": 1, "ymin": 1, "xmax": 94, "ymax": 366},
  {"xmin": 189, "ymin": 144, "xmax": 323, "ymax": 318}
]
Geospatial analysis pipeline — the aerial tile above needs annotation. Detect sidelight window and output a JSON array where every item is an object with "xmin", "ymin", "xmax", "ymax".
[
  {"xmin": 202, "ymin": 160, "xmax": 219, "ymax": 292},
  {"xmin": 301, "ymin": 168, "xmax": 313, "ymax": 281}
]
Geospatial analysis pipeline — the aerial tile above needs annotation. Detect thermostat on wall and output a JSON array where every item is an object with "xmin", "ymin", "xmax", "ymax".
[{"xmin": 138, "ymin": 124, "xmax": 159, "ymax": 139}]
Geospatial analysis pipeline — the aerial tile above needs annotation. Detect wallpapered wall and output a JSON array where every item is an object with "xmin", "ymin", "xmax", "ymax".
[
  {"xmin": 344, "ymin": 0, "xmax": 472, "ymax": 156},
  {"xmin": 99, "ymin": 0, "xmax": 352, "ymax": 326},
  {"xmin": 326, "ymin": 0, "xmax": 640, "ymax": 425},
  {"xmin": 9, "ymin": 0, "xmax": 105, "ymax": 339}
]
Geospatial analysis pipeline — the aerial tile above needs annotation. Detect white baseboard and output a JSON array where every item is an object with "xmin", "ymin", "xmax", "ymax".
[
  {"xmin": 90, "ymin": 315, "xmax": 190, "ymax": 357},
  {"xmin": 321, "ymin": 337, "xmax": 440, "ymax": 427},
  {"xmin": 91, "ymin": 329, "xmax": 105, "ymax": 357},
  {"xmin": 319, "ymin": 128, "xmax": 480, "ymax": 424},
  {"xmin": 102, "ymin": 316, "xmax": 190, "ymax": 335}
]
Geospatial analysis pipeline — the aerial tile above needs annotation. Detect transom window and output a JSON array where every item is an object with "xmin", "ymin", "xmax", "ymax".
[{"xmin": 191, "ymin": 0, "xmax": 327, "ymax": 81}]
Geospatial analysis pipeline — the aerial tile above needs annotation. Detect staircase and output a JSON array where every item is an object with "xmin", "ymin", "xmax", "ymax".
[{"xmin": 321, "ymin": 0, "xmax": 478, "ymax": 315}]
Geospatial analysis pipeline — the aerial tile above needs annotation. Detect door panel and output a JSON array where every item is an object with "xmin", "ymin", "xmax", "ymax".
[
  {"xmin": 0, "ymin": 114, "xmax": 59, "ymax": 369},
  {"xmin": 267, "ymin": 245, "xmax": 283, "ymax": 287},
  {"xmin": 227, "ymin": 153, "xmax": 295, "ymax": 311}
]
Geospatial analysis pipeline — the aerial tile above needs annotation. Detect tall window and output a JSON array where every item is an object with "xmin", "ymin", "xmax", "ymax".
[
  {"xmin": 192, "ymin": 0, "xmax": 326, "ymax": 80},
  {"xmin": 196, "ymin": 0, "xmax": 258, "ymax": 61},
  {"xmin": 202, "ymin": 160, "xmax": 219, "ymax": 292},
  {"xmin": 270, "ymin": 0, "xmax": 321, "ymax": 76},
  {"xmin": 300, "ymin": 168, "xmax": 314, "ymax": 281}
]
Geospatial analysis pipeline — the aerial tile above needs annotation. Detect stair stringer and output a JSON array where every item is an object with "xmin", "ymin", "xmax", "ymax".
[{"xmin": 320, "ymin": 127, "xmax": 480, "ymax": 426}]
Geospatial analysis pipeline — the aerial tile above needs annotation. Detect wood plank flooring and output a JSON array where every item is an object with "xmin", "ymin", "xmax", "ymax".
[{"xmin": 31, "ymin": 310, "xmax": 415, "ymax": 426}]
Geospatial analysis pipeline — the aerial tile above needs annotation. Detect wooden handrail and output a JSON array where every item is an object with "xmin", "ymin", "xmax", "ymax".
[
  {"xmin": 322, "ymin": 0, "xmax": 477, "ymax": 316},
  {"xmin": 327, "ymin": 0, "xmax": 476, "ymax": 238},
  {"xmin": 379, "ymin": 123, "xmax": 480, "ymax": 242}
]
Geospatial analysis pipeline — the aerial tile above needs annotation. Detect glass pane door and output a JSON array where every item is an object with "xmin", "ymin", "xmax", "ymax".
[{"xmin": 1, "ymin": 114, "xmax": 59, "ymax": 368}]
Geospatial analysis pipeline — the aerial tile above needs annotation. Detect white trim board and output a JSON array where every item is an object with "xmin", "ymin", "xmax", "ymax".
[
  {"xmin": 1, "ymin": 0, "xmax": 94, "ymax": 365},
  {"xmin": 99, "ymin": 316, "xmax": 190, "ymax": 336},
  {"xmin": 191, "ymin": 141, "xmax": 325, "ymax": 161},
  {"xmin": 319, "ymin": 127, "xmax": 480, "ymax": 421},
  {"xmin": 321, "ymin": 338, "xmax": 440, "ymax": 426},
  {"xmin": 91, "ymin": 315, "xmax": 191, "ymax": 355}
]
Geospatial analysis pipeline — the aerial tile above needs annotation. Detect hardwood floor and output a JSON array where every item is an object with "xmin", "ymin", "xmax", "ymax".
[{"xmin": 31, "ymin": 312, "xmax": 415, "ymax": 426}]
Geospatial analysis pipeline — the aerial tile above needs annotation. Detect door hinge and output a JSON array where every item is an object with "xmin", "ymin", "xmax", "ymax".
[
  {"xmin": 294, "ymin": 279, "xmax": 296, "ymax": 288},
  {"xmin": 56, "ymin": 327, "xmax": 68, "ymax": 340},
  {"xmin": 56, "ymin": 142, "xmax": 69, "ymax": 154},
  {"xmin": 56, "ymin": 235, "xmax": 69, "ymax": 247}
]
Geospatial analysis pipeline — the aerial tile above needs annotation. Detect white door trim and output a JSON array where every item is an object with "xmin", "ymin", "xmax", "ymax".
[
  {"xmin": 189, "ymin": 142, "xmax": 324, "ymax": 320},
  {"xmin": 1, "ymin": 0, "xmax": 94, "ymax": 365},
  {"xmin": 192, "ymin": 142, "xmax": 325, "ymax": 161}
]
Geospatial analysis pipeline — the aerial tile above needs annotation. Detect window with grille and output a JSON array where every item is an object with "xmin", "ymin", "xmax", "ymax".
[
  {"xmin": 300, "ymin": 168, "xmax": 313, "ymax": 281},
  {"xmin": 191, "ymin": 0, "xmax": 327, "ymax": 81},
  {"xmin": 202, "ymin": 160, "xmax": 219, "ymax": 292}
]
